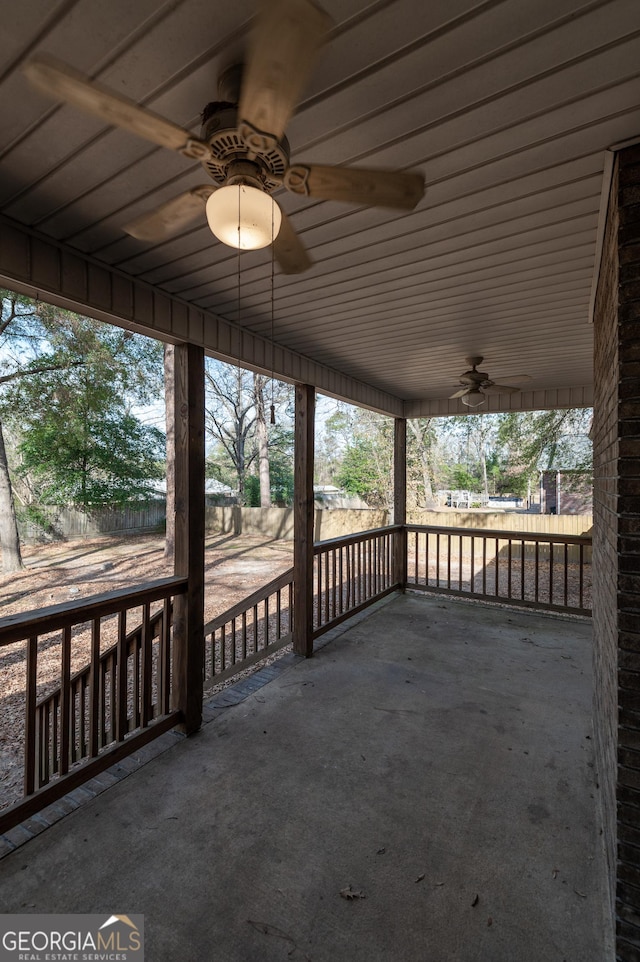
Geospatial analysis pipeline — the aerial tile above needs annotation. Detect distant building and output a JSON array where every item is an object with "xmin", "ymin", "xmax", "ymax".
[{"xmin": 539, "ymin": 470, "xmax": 592, "ymax": 514}]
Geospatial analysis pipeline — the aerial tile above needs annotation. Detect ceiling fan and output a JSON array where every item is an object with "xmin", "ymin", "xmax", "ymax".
[
  {"xmin": 23, "ymin": 0, "xmax": 425, "ymax": 274},
  {"xmin": 450, "ymin": 357, "xmax": 531, "ymax": 407}
]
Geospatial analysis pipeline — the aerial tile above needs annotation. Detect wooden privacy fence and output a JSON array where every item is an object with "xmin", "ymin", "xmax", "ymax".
[
  {"xmin": 0, "ymin": 577, "xmax": 186, "ymax": 834},
  {"xmin": 405, "ymin": 525, "xmax": 592, "ymax": 614}
]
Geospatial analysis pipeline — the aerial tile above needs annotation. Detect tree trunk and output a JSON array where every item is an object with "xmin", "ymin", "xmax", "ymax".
[
  {"xmin": 481, "ymin": 446, "xmax": 489, "ymax": 498},
  {"xmin": 254, "ymin": 374, "xmax": 271, "ymax": 507},
  {"xmin": 163, "ymin": 344, "xmax": 176, "ymax": 561},
  {"xmin": 0, "ymin": 419, "xmax": 24, "ymax": 572},
  {"xmin": 407, "ymin": 418, "xmax": 434, "ymax": 506}
]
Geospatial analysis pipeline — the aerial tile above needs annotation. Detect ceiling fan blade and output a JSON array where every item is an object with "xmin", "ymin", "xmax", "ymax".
[
  {"xmin": 483, "ymin": 384, "xmax": 521, "ymax": 395},
  {"xmin": 24, "ymin": 56, "xmax": 212, "ymax": 161},
  {"xmin": 284, "ymin": 163, "xmax": 425, "ymax": 209},
  {"xmin": 493, "ymin": 373, "xmax": 532, "ymax": 384},
  {"xmin": 123, "ymin": 186, "xmax": 214, "ymax": 241},
  {"xmin": 239, "ymin": 0, "xmax": 333, "ymax": 144},
  {"xmin": 449, "ymin": 388, "xmax": 472, "ymax": 399},
  {"xmin": 273, "ymin": 211, "xmax": 312, "ymax": 274}
]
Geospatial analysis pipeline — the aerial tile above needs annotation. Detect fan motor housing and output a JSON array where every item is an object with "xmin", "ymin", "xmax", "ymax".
[{"xmin": 200, "ymin": 102, "xmax": 289, "ymax": 192}]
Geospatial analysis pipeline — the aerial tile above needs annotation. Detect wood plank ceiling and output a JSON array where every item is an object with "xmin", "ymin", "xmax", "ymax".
[{"xmin": 0, "ymin": 0, "xmax": 639, "ymax": 414}]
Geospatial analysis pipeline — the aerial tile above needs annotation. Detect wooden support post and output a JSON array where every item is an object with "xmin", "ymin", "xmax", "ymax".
[
  {"xmin": 293, "ymin": 384, "xmax": 315, "ymax": 657},
  {"xmin": 171, "ymin": 343, "xmax": 205, "ymax": 734},
  {"xmin": 393, "ymin": 417, "xmax": 407, "ymax": 589}
]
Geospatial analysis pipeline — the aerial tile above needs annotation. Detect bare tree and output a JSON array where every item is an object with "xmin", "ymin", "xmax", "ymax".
[
  {"xmin": 254, "ymin": 373, "xmax": 271, "ymax": 507},
  {"xmin": 0, "ymin": 420, "xmax": 22, "ymax": 570},
  {"xmin": 205, "ymin": 361, "xmax": 257, "ymax": 503}
]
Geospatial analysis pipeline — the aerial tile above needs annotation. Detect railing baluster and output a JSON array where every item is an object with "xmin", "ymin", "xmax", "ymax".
[
  {"xmin": 161, "ymin": 598, "xmax": 171, "ymax": 716},
  {"xmin": 495, "ymin": 538, "xmax": 499, "ymax": 597},
  {"xmin": 89, "ymin": 618, "xmax": 101, "ymax": 758},
  {"xmin": 535, "ymin": 542, "xmax": 540, "ymax": 603},
  {"xmin": 71, "ymin": 680, "xmax": 78, "ymax": 763},
  {"xmin": 42, "ymin": 705, "xmax": 50, "ymax": 786},
  {"xmin": 470, "ymin": 537, "xmax": 475, "ymax": 593},
  {"xmin": 24, "ymin": 637, "xmax": 38, "ymax": 795},
  {"xmin": 324, "ymin": 551, "xmax": 330, "ymax": 623},
  {"xmin": 141, "ymin": 602, "xmax": 153, "ymax": 727},
  {"xmin": 109, "ymin": 650, "xmax": 117, "ymax": 736},
  {"xmin": 80, "ymin": 678, "xmax": 87, "ymax": 757},
  {"xmin": 507, "ymin": 540, "xmax": 513, "ymax": 600},
  {"xmin": 436, "ymin": 532, "xmax": 441, "ymax": 588},
  {"xmin": 549, "ymin": 543, "xmax": 554, "ymax": 605},
  {"xmin": 277, "ymin": 588, "xmax": 282, "ymax": 636},
  {"xmin": 60, "ymin": 625, "xmax": 72, "ymax": 774},
  {"xmin": 521, "ymin": 540, "xmax": 525, "ymax": 600},
  {"xmin": 482, "ymin": 537, "xmax": 487, "ymax": 595},
  {"xmin": 332, "ymin": 548, "xmax": 338, "ymax": 618},
  {"xmin": 52, "ymin": 692, "xmax": 60, "ymax": 776},
  {"xmin": 579, "ymin": 543, "xmax": 584, "ymax": 609},
  {"xmin": 231, "ymin": 614, "xmax": 237, "ymax": 663},
  {"xmin": 564, "ymin": 543, "xmax": 569, "ymax": 607}
]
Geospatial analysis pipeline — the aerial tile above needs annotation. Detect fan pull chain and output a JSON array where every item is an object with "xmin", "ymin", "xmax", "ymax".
[{"xmin": 270, "ymin": 199, "xmax": 276, "ymax": 426}]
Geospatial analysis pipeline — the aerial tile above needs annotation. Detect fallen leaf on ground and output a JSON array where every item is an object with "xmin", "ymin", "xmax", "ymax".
[
  {"xmin": 414, "ymin": 873, "xmax": 425, "ymax": 883},
  {"xmin": 340, "ymin": 886, "xmax": 366, "ymax": 900},
  {"xmin": 487, "ymin": 917, "xmax": 493, "ymax": 927},
  {"xmin": 471, "ymin": 894, "xmax": 479, "ymax": 907}
]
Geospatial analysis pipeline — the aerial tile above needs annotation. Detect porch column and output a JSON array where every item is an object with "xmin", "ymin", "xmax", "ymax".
[
  {"xmin": 171, "ymin": 342, "xmax": 205, "ymax": 734},
  {"xmin": 393, "ymin": 416, "xmax": 407, "ymax": 589},
  {"xmin": 593, "ymin": 141, "xmax": 640, "ymax": 958},
  {"xmin": 293, "ymin": 383, "xmax": 315, "ymax": 657}
]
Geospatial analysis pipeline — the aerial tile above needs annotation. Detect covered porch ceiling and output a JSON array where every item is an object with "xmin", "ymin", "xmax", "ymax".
[{"xmin": 1, "ymin": 0, "xmax": 638, "ymax": 416}]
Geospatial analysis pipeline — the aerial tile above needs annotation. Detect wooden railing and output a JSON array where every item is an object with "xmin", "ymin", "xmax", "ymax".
[
  {"xmin": 405, "ymin": 525, "xmax": 592, "ymax": 615},
  {"xmin": 0, "ymin": 523, "xmax": 593, "ymax": 836},
  {"xmin": 0, "ymin": 577, "xmax": 187, "ymax": 834},
  {"xmin": 203, "ymin": 568, "xmax": 294, "ymax": 687},
  {"xmin": 313, "ymin": 526, "xmax": 400, "ymax": 636}
]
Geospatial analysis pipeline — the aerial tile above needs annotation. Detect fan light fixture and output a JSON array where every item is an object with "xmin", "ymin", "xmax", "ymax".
[
  {"xmin": 461, "ymin": 389, "xmax": 486, "ymax": 408},
  {"xmin": 206, "ymin": 184, "xmax": 282, "ymax": 250}
]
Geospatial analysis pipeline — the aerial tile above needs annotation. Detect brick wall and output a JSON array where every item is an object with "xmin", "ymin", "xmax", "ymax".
[
  {"xmin": 616, "ymin": 143, "xmax": 640, "ymax": 958},
  {"xmin": 593, "ymin": 155, "xmax": 620, "ymax": 927}
]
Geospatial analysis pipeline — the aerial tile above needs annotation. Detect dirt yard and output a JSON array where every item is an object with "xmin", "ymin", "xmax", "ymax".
[{"xmin": 0, "ymin": 532, "xmax": 294, "ymax": 812}]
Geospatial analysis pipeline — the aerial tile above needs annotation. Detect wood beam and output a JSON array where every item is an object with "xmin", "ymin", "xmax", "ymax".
[
  {"xmin": 393, "ymin": 417, "xmax": 407, "ymax": 589},
  {"xmin": 293, "ymin": 384, "xmax": 315, "ymax": 657},
  {"xmin": 171, "ymin": 343, "xmax": 205, "ymax": 733}
]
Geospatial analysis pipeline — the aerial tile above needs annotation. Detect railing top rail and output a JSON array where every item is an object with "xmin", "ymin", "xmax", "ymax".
[
  {"xmin": 204, "ymin": 566, "xmax": 294, "ymax": 635},
  {"xmin": 0, "ymin": 576, "xmax": 188, "ymax": 647},
  {"xmin": 405, "ymin": 524, "xmax": 592, "ymax": 546},
  {"xmin": 314, "ymin": 524, "xmax": 402, "ymax": 553}
]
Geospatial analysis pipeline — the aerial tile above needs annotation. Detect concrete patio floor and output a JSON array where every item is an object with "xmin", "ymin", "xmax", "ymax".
[{"xmin": 0, "ymin": 593, "xmax": 609, "ymax": 961}]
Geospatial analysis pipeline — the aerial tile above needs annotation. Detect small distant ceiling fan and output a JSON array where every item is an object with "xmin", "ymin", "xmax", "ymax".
[
  {"xmin": 450, "ymin": 357, "xmax": 531, "ymax": 407},
  {"xmin": 23, "ymin": 0, "xmax": 425, "ymax": 274}
]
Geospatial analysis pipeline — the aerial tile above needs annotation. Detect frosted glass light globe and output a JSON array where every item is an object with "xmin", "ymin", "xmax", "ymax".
[
  {"xmin": 461, "ymin": 390, "xmax": 486, "ymax": 408},
  {"xmin": 206, "ymin": 184, "xmax": 282, "ymax": 250}
]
